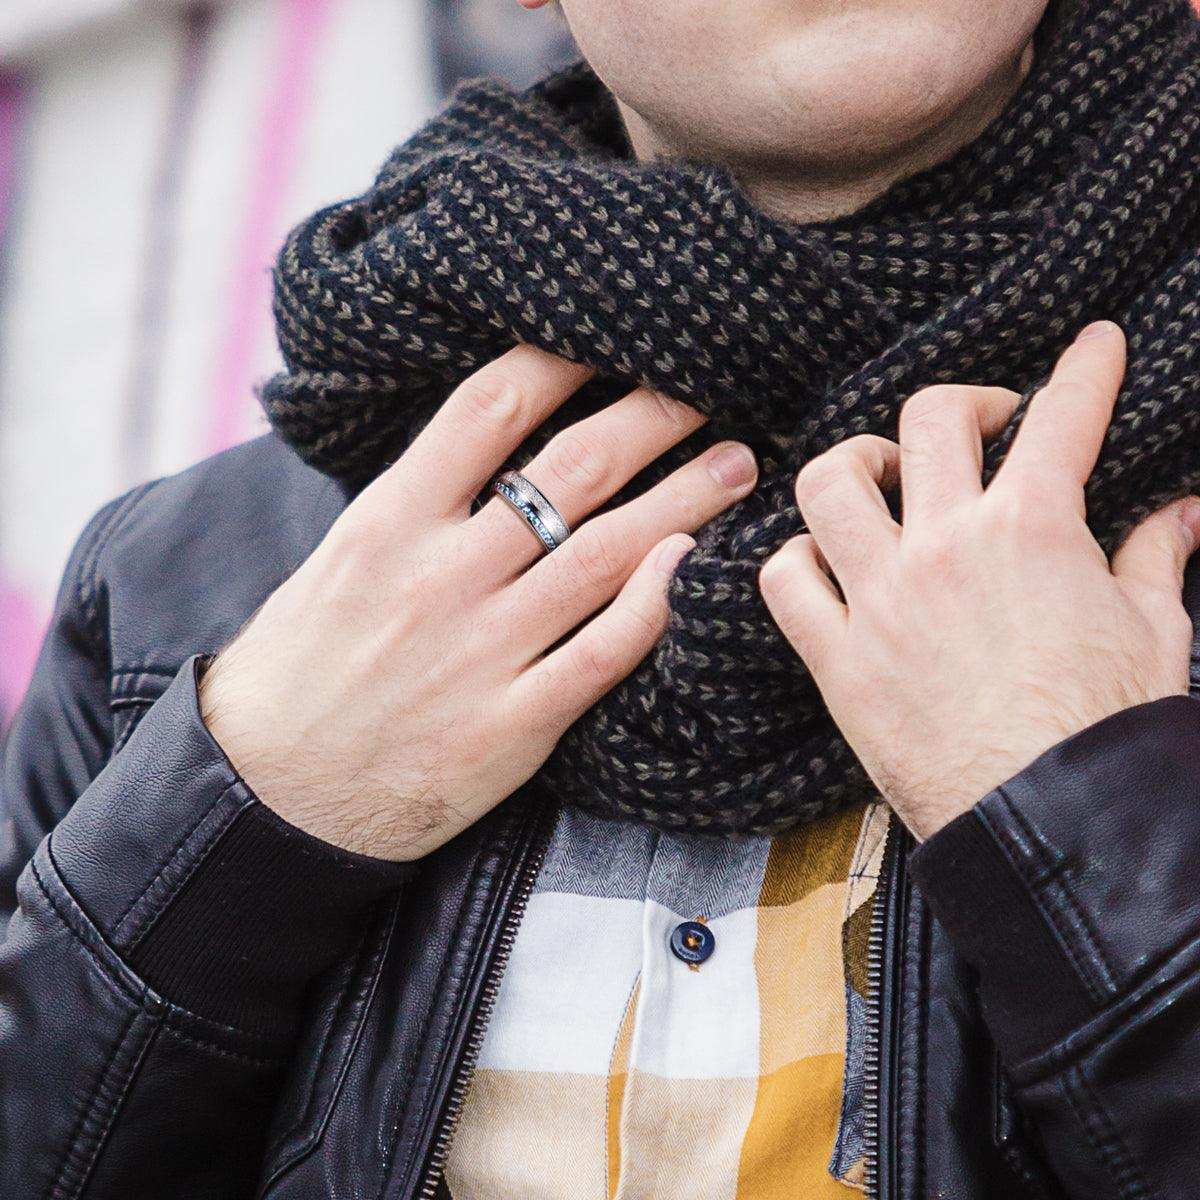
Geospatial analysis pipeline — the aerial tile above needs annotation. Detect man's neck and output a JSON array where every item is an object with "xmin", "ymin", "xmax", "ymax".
[{"xmin": 616, "ymin": 41, "xmax": 1035, "ymax": 226}]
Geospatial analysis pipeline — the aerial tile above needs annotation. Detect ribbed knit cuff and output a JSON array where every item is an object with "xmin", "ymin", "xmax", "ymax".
[
  {"xmin": 909, "ymin": 803, "xmax": 1093, "ymax": 1060},
  {"xmin": 48, "ymin": 655, "xmax": 414, "ymax": 1047},
  {"xmin": 130, "ymin": 798, "xmax": 411, "ymax": 1042}
]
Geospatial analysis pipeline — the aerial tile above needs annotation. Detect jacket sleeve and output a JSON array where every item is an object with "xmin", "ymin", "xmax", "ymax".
[
  {"xmin": 910, "ymin": 693, "xmax": 1200, "ymax": 1200},
  {"xmin": 0, "ymin": 493, "xmax": 413, "ymax": 1199}
]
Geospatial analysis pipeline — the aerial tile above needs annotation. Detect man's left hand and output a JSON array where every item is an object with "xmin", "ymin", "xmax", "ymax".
[{"xmin": 759, "ymin": 321, "xmax": 1200, "ymax": 840}]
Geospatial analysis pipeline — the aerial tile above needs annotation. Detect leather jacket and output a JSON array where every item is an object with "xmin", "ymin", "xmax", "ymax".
[{"xmin": 5, "ymin": 432, "xmax": 1200, "ymax": 1199}]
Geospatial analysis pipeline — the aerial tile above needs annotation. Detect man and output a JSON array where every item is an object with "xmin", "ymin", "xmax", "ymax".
[{"xmin": 4, "ymin": 0, "xmax": 1200, "ymax": 1196}]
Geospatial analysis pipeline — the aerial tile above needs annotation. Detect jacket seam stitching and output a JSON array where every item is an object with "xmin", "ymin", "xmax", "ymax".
[
  {"xmin": 111, "ymin": 780, "xmax": 248, "ymax": 950},
  {"xmin": 74, "ymin": 493, "xmax": 133, "ymax": 632},
  {"xmin": 110, "ymin": 703, "xmax": 152, "ymax": 755},
  {"xmin": 976, "ymin": 798, "xmax": 1110, "ymax": 1007},
  {"xmin": 263, "ymin": 899, "xmax": 402, "ymax": 1188},
  {"xmin": 66, "ymin": 1019, "xmax": 160, "ymax": 1200},
  {"xmin": 45, "ymin": 1007, "xmax": 154, "ymax": 1200},
  {"xmin": 158, "ymin": 1004, "xmax": 286, "ymax": 1048},
  {"xmin": 157, "ymin": 1024, "xmax": 289, "ymax": 1068},
  {"xmin": 997, "ymin": 791, "xmax": 1119, "ymax": 994},
  {"xmin": 277, "ymin": 911, "xmax": 391, "ymax": 1140},
  {"xmin": 35, "ymin": 785, "xmax": 295, "ymax": 1054},
  {"xmin": 78, "ymin": 482, "xmax": 159, "ymax": 650},
  {"xmin": 377, "ymin": 828, "xmax": 500, "ymax": 1200},
  {"xmin": 110, "ymin": 665, "xmax": 182, "ymax": 679},
  {"xmin": 44, "ymin": 1006, "xmax": 136, "ymax": 1200},
  {"xmin": 31, "ymin": 855, "xmax": 144, "ymax": 1006},
  {"xmin": 1012, "ymin": 922, "xmax": 1200, "ymax": 1085},
  {"xmin": 1062, "ymin": 1064, "xmax": 1152, "ymax": 1200},
  {"xmin": 1048, "ymin": 865, "xmax": 1121, "ymax": 993}
]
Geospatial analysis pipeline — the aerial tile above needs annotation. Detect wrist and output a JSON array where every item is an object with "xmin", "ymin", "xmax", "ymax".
[
  {"xmin": 887, "ymin": 766, "xmax": 1022, "ymax": 842},
  {"xmin": 197, "ymin": 652, "xmax": 422, "ymax": 862},
  {"xmin": 886, "ymin": 722, "xmax": 1096, "ymax": 841},
  {"xmin": 197, "ymin": 652, "xmax": 326, "ymax": 847}
]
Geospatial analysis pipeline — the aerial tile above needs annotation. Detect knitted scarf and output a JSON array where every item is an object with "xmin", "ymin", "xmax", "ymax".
[{"xmin": 264, "ymin": 0, "xmax": 1200, "ymax": 836}]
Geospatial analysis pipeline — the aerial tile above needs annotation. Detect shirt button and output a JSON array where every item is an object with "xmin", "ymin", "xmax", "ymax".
[{"xmin": 670, "ymin": 919, "xmax": 715, "ymax": 966}]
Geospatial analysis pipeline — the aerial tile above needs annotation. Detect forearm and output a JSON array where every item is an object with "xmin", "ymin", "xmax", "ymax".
[
  {"xmin": 1, "ymin": 659, "xmax": 411, "ymax": 1198},
  {"xmin": 910, "ymin": 695, "xmax": 1200, "ymax": 1199}
]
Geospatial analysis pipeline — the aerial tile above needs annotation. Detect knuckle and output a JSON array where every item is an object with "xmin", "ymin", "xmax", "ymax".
[
  {"xmin": 644, "ymin": 387, "xmax": 701, "ymax": 432},
  {"xmin": 1145, "ymin": 518, "xmax": 1185, "ymax": 560},
  {"xmin": 984, "ymin": 483, "xmax": 1059, "ymax": 540},
  {"xmin": 658, "ymin": 475, "xmax": 705, "ymax": 526},
  {"xmin": 1167, "ymin": 602, "xmax": 1195, "ymax": 645},
  {"xmin": 833, "ymin": 433, "xmax": 871, "ymax": 461},
  {"xmin": 841, "ymin": 433, "xmax": 894, "ymax": 476},
  {"xmin": 457, "ymin": 372, "xmax": 523, "ymax": 427},
  {"xmin": 902, "ymin": 527, "xmax": 960, "ymax": 578},
  {"xmin": 334, "ymin": 507, "xmax": 401, "ymax": 575},
  {"xmin": 1150, "ymin": 589, "xmax": 1193, "ymax": 632},
  {"xmin": 569, "ymin": 523, "xmax": 626, "ymax": 587},
  {"xmin": 573, "ymin": 635, "xmax": 620, "ymax": 685},
  {"xmin": 900, "ymin": 385, "xmax": 966, "ymax": 435},
  {"xmin": 545, "ymin": 429, "xmax": 611, "ymax": 494},
  {"xmin": 758, "ymin": 544, "xmax": 800, "ymax": 602},
  {"xmin": 794, "ymin": 456, "xmax": 842, "ymax": 508},
  {"xmin": 619, "ymin": 592, "xmax": 666, "ymax": 644},
  {"xmin": 1134, "ymin": 582, "xmax": 1192, "ymax": 640}
]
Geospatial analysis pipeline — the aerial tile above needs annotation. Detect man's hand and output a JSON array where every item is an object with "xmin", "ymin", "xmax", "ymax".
[
  {"xmin": 759, "ymin": 321, "xmax": 1200, "ymax": 841},
  {"xmin": 201, "ymin": 345, "xmax": 757, "ymax": 861}
]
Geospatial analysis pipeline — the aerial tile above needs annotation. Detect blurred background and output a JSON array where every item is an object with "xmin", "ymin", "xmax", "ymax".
[{"xmin": 0, "ymin": 0, "xmax": 576, "ymax": 726}]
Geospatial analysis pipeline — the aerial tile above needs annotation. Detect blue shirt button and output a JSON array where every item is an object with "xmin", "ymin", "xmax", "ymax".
[{"xmin": 670, "ymin": 920, "xmax": 715, "ymax": 966}]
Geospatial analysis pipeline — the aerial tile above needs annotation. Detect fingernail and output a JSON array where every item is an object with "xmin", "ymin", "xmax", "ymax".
[
  {"xmin": 708, "ymin": 442, "xmax": 758, "ymax": 489},
  {"xmin": 654, "ymin": 533, "xmax": 695, "ymax": 574},
  {"xmin": 1076, "ymin": 320, "xmax": 1119, "ymax": 342}
]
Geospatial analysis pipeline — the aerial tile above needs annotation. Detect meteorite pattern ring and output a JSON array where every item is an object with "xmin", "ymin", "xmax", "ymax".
[{"xmin": 491, "ymin": 470, "xmax": 572, "ymax": 553}]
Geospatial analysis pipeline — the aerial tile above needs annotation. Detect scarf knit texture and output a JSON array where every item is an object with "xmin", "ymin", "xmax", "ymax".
[{"xmin": 264, "ymin": 0, "xmax": 1200, "ymax": 837}]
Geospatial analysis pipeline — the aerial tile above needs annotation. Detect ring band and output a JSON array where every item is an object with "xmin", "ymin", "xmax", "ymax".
[{"xmin": 492, "ymin": 470, "xmax": 572, "ymax": 553}]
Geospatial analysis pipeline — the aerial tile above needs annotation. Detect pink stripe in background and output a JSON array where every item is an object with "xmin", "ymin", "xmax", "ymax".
[
  {"xmin": 0, "ymin": 585, "xmax": 42, "ymax": 724},
  {"xmin": 0, "ymin": 72, "xmax": 44, "ymax": 724},
  {"xmin": 207, "ymin": 0, "xmax": 337, "ymax": 455},
  {"xmin": 0, "ymin": 74, "xmax": 24, "ymax": 243}
]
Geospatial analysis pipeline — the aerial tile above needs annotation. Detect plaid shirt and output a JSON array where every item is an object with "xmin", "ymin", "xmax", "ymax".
[{"xmin": 444, "ymin": 798, "xmax": 891, "ymax": 1198}]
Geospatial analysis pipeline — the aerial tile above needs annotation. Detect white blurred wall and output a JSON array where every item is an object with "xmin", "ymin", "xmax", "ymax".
[{"xmin": 0, "ymin": 0, "xmax": 438, "ymax": 718}]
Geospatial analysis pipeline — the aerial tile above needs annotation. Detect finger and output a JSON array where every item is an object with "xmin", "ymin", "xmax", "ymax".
[
  {"xmin": 898, "ymin": 385, "xmax": 1022, "ymax": 521},
  {"xmin": 504, "ymin": 440, "xmax": 757, "ymax": 656},
  {"xmin": 996, "ymin": 321, "xmax": 1126, "ymax": 502},
  {"xmin": 469, "ymin": 384, "xmax": 707, "ymax": 575},
  {"xmin": 507, "ymin": 532, "xmax": 696, "ymax": 730},
  {"xmin": 375, "ymin": 344, "xmax": 595, "ymax": 518},
  {"xmin": 759, "ymin": 534, "xmax": 848, "ymax": 670},
  {"xmin": 794, "ymin": 434, "xmax": 901, "ymax": 594},
  {"xmin": 1111, "ymin": 496, "xmax": 1200, "ymax": 603}
]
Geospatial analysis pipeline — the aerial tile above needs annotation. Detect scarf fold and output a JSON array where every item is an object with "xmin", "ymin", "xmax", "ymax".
[{"xmin": 263, "ymin": 0, "xmax": 1200, "ymax": 835}]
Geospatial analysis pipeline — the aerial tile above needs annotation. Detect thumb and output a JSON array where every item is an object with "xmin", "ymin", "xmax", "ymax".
[{"xmin": 1110, "ymin": 496, "xmax": 1200, "ymax": 599}]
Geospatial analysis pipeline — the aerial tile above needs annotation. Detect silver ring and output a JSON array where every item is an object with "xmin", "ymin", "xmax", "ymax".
[{"xmin": 492, "ymin": 470, "xmax": 571, "ymax": 553}]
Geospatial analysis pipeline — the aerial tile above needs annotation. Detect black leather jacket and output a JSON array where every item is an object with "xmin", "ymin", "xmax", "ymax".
[{"xmin": 5, "ymin": 433, "xmax": 1200, "ymax": 1199}]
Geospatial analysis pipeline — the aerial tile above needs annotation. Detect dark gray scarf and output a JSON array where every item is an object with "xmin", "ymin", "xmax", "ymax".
[{"xmin": 263, "ymin": 0, "xmax": 1200, "ymax": 835}]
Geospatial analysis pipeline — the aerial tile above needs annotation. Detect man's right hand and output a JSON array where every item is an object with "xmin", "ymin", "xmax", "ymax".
[{"xmin": 199, "ymin": 345, "xmax": 758, "ymax": 860}]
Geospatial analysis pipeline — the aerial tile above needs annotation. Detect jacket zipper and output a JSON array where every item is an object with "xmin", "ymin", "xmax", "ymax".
[
  {"xmin": 414, "ymin": 801, "xmax": 909, "ymax": 1199},
  {"xmin": 862, "ymin": 818, "xmax": 910, "ymax": 1200},
  {"xmin": 414, "ymin": 799, "xmax": 557, "ymax": 1200}
]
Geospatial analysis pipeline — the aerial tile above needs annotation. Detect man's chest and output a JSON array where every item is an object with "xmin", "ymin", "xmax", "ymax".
[{"xmin": 442, "ymin": 800, "xmax": 890, "ymax": 1199}]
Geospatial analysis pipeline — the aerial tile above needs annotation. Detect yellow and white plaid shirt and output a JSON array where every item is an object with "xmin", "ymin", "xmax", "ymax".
[{"xmin": 444, "ymin": 798, "xmax": 891, "ymax": 1199}]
